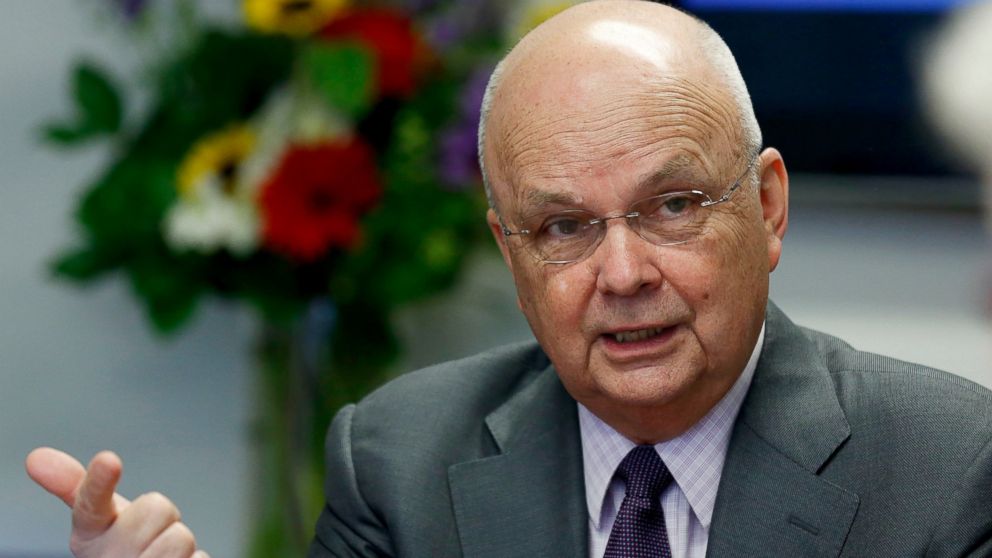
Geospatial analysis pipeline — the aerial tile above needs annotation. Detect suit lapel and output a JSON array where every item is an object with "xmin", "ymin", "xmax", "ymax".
[
  {"xmin": 447, "ymin": 304, "xmax": 859, "ymax": 557},
  {"xmin": 708, "ymin": 303, "xmax": 859, "ymax": 557},
  {"xmin": 449, "ymin": 363, "xmax": 588, "ymax": 558}
]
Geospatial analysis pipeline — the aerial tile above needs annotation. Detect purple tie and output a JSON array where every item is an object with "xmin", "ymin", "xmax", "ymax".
[{"xmin": 603, "ymin": 445, "xmax": 673, "ymax": 558}]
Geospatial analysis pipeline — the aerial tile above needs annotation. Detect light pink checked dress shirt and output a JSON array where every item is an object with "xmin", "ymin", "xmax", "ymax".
[{"xmin": 579, "ymin": 324, "xmax": 765, "ymax": 558}]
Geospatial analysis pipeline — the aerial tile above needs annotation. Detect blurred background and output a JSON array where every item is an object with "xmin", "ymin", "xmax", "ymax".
[{"xmin": 2, "ymin": 1, "xmax": 990, "ymax": 557}]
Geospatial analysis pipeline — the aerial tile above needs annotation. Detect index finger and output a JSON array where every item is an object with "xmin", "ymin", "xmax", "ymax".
[{"xmin": 72, "ymin": 451, "xmax": 123, "ymax": 535}]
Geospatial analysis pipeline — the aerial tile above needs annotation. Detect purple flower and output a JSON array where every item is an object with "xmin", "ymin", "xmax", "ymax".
[
  {"xmin": 419, "ymin": 0, "xmax": 501, "ymax": 50},
  {"xmin": 117, "ymin": 0, "xmax": 149, "ymax": 21},
  {"xmin": 425, "ymin": 17, "xmax": 461, "ymax": 49},
  {"xmin": 439, "ymin": 124, "xmax": 480, "ymax": 188},
  {"xmin": 460, "ymin": 66, "xmax": 491, "ymax": 119},
  {"xmin": 437, "ymin": 65, "xmax": 494, "ymax": 189}
]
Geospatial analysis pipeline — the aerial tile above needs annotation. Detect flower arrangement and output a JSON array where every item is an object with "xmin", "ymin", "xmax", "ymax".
[
  {"xmin": 48, "ymin": 0, "xmax": 579, "ymax": 554},
  {"xmin": 53, "ymin": 1, "xmax": 495, "ymax": 342}
]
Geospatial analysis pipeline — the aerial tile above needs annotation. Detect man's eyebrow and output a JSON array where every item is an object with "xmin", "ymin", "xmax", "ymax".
[
  {"xmin": 517, "ymin": 154, "xmax": 705, "ymax": 213},
  {"xmin": 521, "ymin": 188, "xmax": 581, "ymax": 212},
  {"xmin": 633, "ymin": 154, "xmax": 705, "ymax": 194}
]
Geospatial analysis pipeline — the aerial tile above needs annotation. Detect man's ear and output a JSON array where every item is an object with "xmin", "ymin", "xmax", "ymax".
[
  {"xmin": 486, "ymin": 208, "xmax": 527, "ymax": 311},
  {"xmin": 487, "ymin": 208, "xmax": 515, "ymax": 274},
  {"xmin": 757, "ymin": 147, "xmax": 789, "ymax": 272}
]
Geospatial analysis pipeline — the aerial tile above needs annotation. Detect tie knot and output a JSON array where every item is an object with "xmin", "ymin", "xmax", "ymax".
[{"xmin": 616, "ymin": 446, "xmax": 672, "ymax": 500}]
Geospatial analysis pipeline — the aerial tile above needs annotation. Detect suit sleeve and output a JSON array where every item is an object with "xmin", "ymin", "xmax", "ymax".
[
  {"xmin": 307, "ymin": 404, "xmax": 395, "ymax": 558},
  {"xmin": 924, "ymin": 430, "xmax": 992, "ymax": 557}
]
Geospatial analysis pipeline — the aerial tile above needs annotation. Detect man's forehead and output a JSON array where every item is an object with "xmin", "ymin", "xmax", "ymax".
[
  {"xmin": 483, "ymin": 1, "xmax": 743, "ymax": 213},
  {"xmin": 583, "ymin": 18, "xmax": 682, "ymax": 72},
  {"xmin": 512, "ymin": 152, "xmax": 717, "ymax": 215},
  {"xmin": 488, "ymin": 86, "xmax": 741, "ymax": 214},
  {"xmin": 489, "ymin": 2, "xmax": 707, "ymax": 120},
  {"xmin": 498, "ymin": 29, "xmax": 691, "ymax": 118},
  {"xmin": 508, "ymin": 1, "xmax": 697, "ymax": 67}
]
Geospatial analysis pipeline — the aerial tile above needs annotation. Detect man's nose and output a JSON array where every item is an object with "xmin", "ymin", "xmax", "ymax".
[{"xmin": 592, "ymin": 220, "xmax": 663, "ymax": 296}]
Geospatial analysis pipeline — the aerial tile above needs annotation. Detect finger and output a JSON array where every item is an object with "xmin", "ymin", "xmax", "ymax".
[
  {"xmin": 138, "ymin": 521, "xmax": 196, "ymax": 558},
  {"xmin": 113, "ymin": 491, "xmax": 131, "ymax": 510},
  {"xmin": 193, "ymin": 551, "xmax": 210, "ymax": 558},
  {"xmin": 113, "ymin": 491, "xmax": 181, "ymax": 551},
  {"xmin": 25, "ymin": 447, "xmax": 86, "ymax": 507},
  {"xmin": 72, "ymin": 451, "xmax": 123, "ymax": 535}
]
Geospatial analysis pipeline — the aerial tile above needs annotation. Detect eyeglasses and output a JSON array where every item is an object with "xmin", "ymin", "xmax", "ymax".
[{"xmin": 500, "ymin": 153, "xmax": 760, "ymax": 264}]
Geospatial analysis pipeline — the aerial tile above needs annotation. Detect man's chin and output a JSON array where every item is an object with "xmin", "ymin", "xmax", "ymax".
[{"xmin": 588, "ymin": 368, "xmax": 691, "ymax": 408}]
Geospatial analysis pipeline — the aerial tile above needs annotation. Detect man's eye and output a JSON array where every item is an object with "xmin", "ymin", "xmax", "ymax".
[
  {"xmin": 543, "ymin": 217, "xmax": 583, "ymax": 237},
  {"xmin": 662, "ymin": 196, "xmax": 693, "ymax": 215}
]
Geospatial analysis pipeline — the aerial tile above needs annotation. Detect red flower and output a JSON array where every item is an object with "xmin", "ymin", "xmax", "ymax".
[
  {"xmin": 319, "ymin": 9, "xmax": 419, "ymax": 98},
  {"xmin": 260, "ymin": 139, "xmax": 381, "ymax": 261}
]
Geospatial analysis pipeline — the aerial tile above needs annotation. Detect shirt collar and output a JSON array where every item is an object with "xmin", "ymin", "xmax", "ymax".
[{"xmin": 578, "ymin": 322, "xmax": 765, "ymax": 530}]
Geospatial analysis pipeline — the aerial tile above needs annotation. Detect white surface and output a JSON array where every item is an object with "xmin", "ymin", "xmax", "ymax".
[
  {"xmin": 1, "ymin": 3, "xmax": 252, "ymax": 557},
  {"xmin": 771, "ymin": 205, "xmax": 992, "ymax": 387}
]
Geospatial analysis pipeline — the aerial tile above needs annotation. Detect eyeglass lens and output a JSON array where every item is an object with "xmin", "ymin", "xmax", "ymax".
[{"xmin": 523, "ymin": 190, "xmax": 711, "ymax": 263}]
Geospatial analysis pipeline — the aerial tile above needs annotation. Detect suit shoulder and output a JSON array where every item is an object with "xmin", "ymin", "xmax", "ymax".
[
  {"xmin": 351, "ymin": 340, "xmax": 549, "ymax": 430},
  {"xmin": 801, "ymin": 325, "xmax": 992, "ymax": 430},
  {"xmin": 802, "ymin": 325, "xmax": 991, "ymax": 395}
]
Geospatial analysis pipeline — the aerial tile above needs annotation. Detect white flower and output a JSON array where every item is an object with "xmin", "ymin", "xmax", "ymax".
[{"xmin": 164, "ymin": 175, "xmax": 260, "ymax": 256}]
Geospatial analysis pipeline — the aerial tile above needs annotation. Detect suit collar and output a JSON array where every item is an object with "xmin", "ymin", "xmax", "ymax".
[
  {"xmin": 579, "ymin": 324, "xmax": 764, "ymax": 532},
  {"xmin": 448, "ymin": 359, "xmax": 588, "ymax": 558},
  {"xmin": 447, "ymin": 303, "xmax": 860, "ymax": 557},
  {"xmin": 708, "ymin": 302, "xmax": 859, "ymax": 557},
  {"xmin": 740, "ymin": 302, "xmax": 851, "ymax": 471}
]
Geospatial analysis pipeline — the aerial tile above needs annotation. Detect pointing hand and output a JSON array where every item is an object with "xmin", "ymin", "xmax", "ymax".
[{"xmin": 26, "ymin": 447, "xmax": 209, "ymax": 558}]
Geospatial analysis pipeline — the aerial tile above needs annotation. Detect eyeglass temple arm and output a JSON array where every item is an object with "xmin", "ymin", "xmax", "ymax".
[
  {"xmin": 700, "ymin": 151, "xmax": 761, "ymax": 207},
  {"xmin": 701, "ymin": 183, "xmax": 740, "ymax": 207},
  {"xmin": 499, "ymin": 216, "xmax": 529, "ymax": 237}
]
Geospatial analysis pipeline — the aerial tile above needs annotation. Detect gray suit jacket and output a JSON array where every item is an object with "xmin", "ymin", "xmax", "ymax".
[{"xmin": 308, "ymin": 303, "xmax": 992, "ymax": 557}]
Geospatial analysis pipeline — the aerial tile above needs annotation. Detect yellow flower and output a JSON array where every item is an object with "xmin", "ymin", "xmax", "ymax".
[
  {"xmin": 168, "ymin": 125, "xmax": 260, "ymax": 255},
  {"xmin": 177, "ymin": 125, "xmax": 256, "ymax": 200},
  {"xmin": 507, "ymin": 0, "xmax": 580, "ymax": 42},
  {"xmin": 243, "ymin": 0, "xmax": 349, "ymax": 37}
]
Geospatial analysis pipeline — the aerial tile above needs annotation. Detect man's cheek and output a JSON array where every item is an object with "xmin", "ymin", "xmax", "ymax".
[
  {"xmin": 665, "ymin": 251, "xmax": 716, "ymax": 297},
  {"xmin": 519, "ymin": 274, "xmax": 558, "ymax": 320},
  {"xmin": 550, "ymin": 274, "xmax": 573, "ymax": 301}
]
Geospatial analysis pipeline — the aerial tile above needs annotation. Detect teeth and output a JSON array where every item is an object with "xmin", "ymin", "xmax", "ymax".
[{"xmin": 613, "ymin": 326, "xmax": 666, "ymax": 344}]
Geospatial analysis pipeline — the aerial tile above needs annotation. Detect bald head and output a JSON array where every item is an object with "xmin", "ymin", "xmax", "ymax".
[{"xmin": 478, "ymin": 0, "xmax": 760, "ymax": 211}]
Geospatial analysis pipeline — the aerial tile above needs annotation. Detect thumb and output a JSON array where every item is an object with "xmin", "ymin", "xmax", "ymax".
[
  {"xmin": 72, "ymin": 451, "xmax": 123, "ymax": 535},
  {"xmin": 25, "ymin": 447, "xmax": 86, "ymax": 507}
]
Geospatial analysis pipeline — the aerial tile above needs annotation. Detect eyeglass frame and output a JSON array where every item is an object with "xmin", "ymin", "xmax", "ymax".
[{"xmin": 498, "ymin": 150, "xmax": 762, "ymax": 264}]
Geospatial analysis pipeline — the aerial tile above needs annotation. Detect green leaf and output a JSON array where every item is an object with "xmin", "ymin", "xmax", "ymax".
[
  {"xmin": 247, "ymin": 292, "xmax": 305, "ymax": 327},
  {"xmin": 75, "ymin": 63, "xmax": 123, "ymax": 134},
  {"xmin": 127, "ymin": 253, "xmax": 204, "ymax": 333},
  {"xmin": 213, "ymin": 252, "xmax": 308, "ymax": 325},
  {"xmin": 43, "ymin": 125, "xmax": 92, "ymax": 145},
  {"xmin": 304, "ymin": 42, "xmax": 374, "ymax": 119},
  {"xmin": 50, "ymin": 247, "xmax": 121, "ymax": 281},
  {"xmin": 77, "ymin": 158, "xmax": 176, "ymax": 248},
  {"xmin": 147, "ymin": 294, "xmax": 199, "ymax": 333},
  {"xmin": 128, "ymin": 30, "xmax": 294, "ymax": 158},
  {"xmin": 42, "ymin": 62, "xmax": 123, "ymax": 146},
  {"xmin": 331, "ymin": 303, "xmax": 398, "ymax": 379}
]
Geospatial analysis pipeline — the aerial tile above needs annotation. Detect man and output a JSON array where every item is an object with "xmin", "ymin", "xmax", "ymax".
[{"xmin": 28, "ymin": 1, "xmax": 992, "ymax": 557}]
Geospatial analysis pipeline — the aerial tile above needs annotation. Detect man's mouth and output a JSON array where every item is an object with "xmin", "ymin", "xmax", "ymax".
[{"xmin": 610, "ymin": 326, "xmax": 669, "ymax": 344}]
